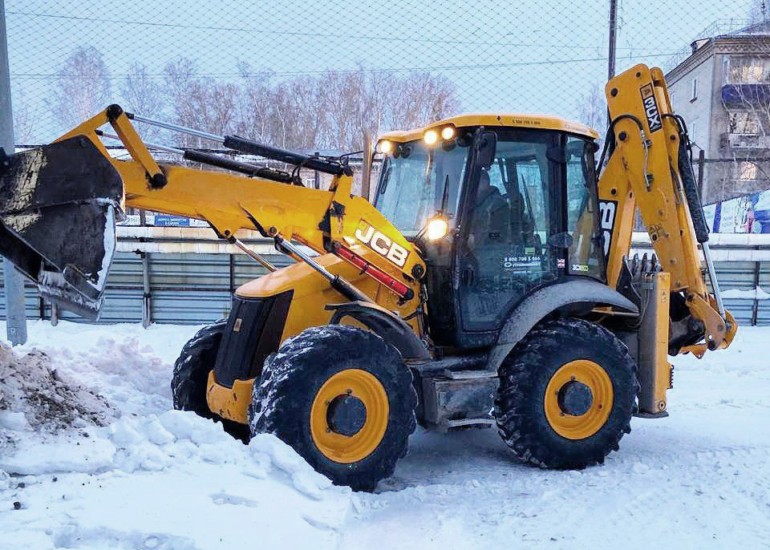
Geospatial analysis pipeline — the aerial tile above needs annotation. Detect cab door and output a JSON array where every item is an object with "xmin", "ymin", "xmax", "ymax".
[{"xmin": 455, "ymin": 130, "xmax": 562, "ymax": 338}]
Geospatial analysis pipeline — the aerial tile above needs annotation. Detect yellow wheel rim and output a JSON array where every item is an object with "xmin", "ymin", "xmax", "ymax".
[
  {"xmin": 544, "ymin": 360, "xmax": 613, "ymax": 440},
  {"xmin": 310, "ymin": 369, "xmax": 389, "ymax": 464}
]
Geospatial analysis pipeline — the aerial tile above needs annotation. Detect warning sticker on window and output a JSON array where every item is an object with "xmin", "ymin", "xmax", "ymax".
[{"xmin": 503, "ymin": 255, "xmax": 542, "ymax": 274}]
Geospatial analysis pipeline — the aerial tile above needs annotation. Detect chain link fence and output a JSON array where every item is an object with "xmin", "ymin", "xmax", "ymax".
[{"xmin": 6, "ymin": 0, "xmax": 769, "ymax": 204}]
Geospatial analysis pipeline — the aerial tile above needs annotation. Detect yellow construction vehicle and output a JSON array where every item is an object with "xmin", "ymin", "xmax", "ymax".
[{"xmin": 0, "ymin": 64, "xmax": 736, "ymax": 490}]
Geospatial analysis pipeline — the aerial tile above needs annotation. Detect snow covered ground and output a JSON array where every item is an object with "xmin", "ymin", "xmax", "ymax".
[{"xmin": 1, "ymin": 320, "xmax": 768, "ymax": 550}]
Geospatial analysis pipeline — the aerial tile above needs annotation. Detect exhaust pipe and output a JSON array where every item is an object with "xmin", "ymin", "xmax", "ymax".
[{"xmin": 0, "ymin": 137, "xmax": 123, "ymax": 319}]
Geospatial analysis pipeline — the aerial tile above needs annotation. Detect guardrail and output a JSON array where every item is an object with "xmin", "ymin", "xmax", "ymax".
[{"xmin": 1, "ymin": 229, "xmax": 769, "ymax": 326}]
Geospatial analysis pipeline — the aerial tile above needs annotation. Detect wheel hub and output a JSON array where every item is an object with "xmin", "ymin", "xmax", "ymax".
[
  {"xmin": 544, "ymin": 360, "xmax": 614, "ymax": 440},
  {"xmin": 310, "ymin": 369, "xmax": 390, "ymax": 464},
  {"xmin": 326, "ymin": 394, "xmax": 367, "ymax": 436},
  {"xmin": 557, "ymin": 380, "xmax": 593, "ymax": 416}
]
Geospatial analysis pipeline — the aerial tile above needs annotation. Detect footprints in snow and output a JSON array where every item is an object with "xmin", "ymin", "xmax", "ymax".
[{"xmin": 209, "ymin": 491, "xmax": 259, "ymax": 508}]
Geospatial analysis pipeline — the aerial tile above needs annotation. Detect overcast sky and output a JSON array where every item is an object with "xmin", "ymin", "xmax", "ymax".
[{"xmin": 6, "ymin": 0, "xmax": 756, "ymax": 142}]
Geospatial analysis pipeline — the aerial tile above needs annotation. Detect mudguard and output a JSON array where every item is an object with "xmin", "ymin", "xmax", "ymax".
[
  {"xmin": 486, "ymin": 278, "xmax": 639, "ymax": 372},
  {"xmin": 326, "ymin": 301, "xmax": 431, "ymax": 361}
]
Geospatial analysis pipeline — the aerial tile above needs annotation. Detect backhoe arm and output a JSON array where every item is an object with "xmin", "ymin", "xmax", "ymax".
[{"xmin": 598, "ymin": 64, "xmax": 736, "ymax": 355}]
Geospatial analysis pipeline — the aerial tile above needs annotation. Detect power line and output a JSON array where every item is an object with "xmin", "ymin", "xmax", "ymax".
[
  {"xmin": 7, "ymin": 9, "xmax": 673, "ymax": 52},
  {"xmin": 12, "ymin": 52, "xmax": 681, "ymax": 81}
]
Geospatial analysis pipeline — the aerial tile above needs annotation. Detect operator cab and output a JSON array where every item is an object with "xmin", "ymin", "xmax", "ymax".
[{"xmin": 374, "ymin": 114, "xmax": 605, "ymax": 350}]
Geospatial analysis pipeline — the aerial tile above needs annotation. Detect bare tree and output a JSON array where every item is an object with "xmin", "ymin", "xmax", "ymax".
[
  {"xmin": 357, "ymin": 70, "xmax": 397, "ymax": 144},
  {"xmin": 576, "ymin": 83, "xmax": 607, "ymax": 136},
  {"xmin": 159, "ymin": 60, "xmax": 460, "ymax": 155},
  {"xmin": 285, "ymin": 76, "xmax": 329, "ymax": 149},
  {"xmin": 322, "ymin": 69, "xmax": 367, "ymax": 151},
  {"xmin": 390, "ymin": 72, "xmax": 459, "ymax": 131},
  {"xmin": 11, "ymin": 90, "xmax": 37, "ymax": 145},
  {"xmin": 120, "ymin": 63, "xmax": 164, "ymax": 140},
  {"xmin": 237, "ymin": 64, "xmax": 278, "ymax": 143},
  {"xmin": 163, "ymin": 58, "xmax": 240, "ymax": 148},
  {"xmin": 53, "ymin": 46, "xmax": 112, "ymax": 131}
]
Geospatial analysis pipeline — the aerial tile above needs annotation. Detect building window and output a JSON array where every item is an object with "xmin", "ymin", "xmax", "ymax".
[
  {"xmin": 726, "ymin": 56, "xmax": 770, "ymax": 84},
  {"xmin": 733, "ymin": 161, "xmax": 758, "ymax": 181},
  {"xmin": 691, "ymin": 78, "xmax": 698, "ymax": 101},
  {"xmin": 729, "ymin": 111, "xmax": 762, "ymax": 135},
  {"xmin": 670, "ymin": 92, "xmax": 677, "ymax": 107},
  {"xmin": 690, "ymin": 121, "xmax": 697, "ymax": 144}
]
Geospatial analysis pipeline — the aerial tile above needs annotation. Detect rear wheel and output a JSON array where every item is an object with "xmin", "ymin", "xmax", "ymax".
[
  {"xmin": 249, "ymin": 325, "xmax": 417, "ymax": 492},
  {"xmin": 495, "ymin": 317, "xmax": 638, "ymax": 469}
]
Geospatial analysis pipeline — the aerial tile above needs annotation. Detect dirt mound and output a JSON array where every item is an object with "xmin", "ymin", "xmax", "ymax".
[{"xmin": 0, "ymin": 342, "xmax": 115, "ymax": 437}]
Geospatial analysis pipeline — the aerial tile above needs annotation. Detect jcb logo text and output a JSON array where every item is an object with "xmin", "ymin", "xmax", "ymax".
[
  {"xmin": 640, "ymin": 84, "xmax": 662, "ymax": 133},
  {"xmin": 355, "ymin": 221, "xmax": 410, "ymax": 267}
]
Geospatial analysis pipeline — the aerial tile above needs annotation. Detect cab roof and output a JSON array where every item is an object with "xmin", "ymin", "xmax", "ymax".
[{"xmin": 378, "ymin": 113, "xmax": 599, "ymax": 142}]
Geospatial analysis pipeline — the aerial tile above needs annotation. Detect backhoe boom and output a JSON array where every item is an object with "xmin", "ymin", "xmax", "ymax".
[{"xmin": 598, "ymin": 64, "xmax": 736, "ymax": 356}]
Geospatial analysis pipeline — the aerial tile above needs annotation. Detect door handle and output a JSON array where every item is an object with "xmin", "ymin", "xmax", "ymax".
[{"xmin": 461, "ymin": 266, "xmax": 475, "ymax": 286}]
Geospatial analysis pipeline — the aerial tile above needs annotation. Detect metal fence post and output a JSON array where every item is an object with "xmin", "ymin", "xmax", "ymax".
[
  {"xmin": 0, "ymin": 0, "xmax": 27, "ymax": 345},
  {"xmin": 607, "ymin": 0, "xmax": 618, "ymax": 81},
  {"xmin": 697, "ymin": 149, "xmax": 706, "ymax": 197},
  {"xmin": 361, "ymin": 130, "xmax": 373, "ymax": 201},
  {"xmin": 50, "ymin": 303, "xmax": 58, "ymax": 327},
  {"xmin": 752, "ymin": 260, "xmax": 760, "ymax": 326},
  {"xmin": 141, "ymin": 252, "xmax": 152, "ymax": 328}
]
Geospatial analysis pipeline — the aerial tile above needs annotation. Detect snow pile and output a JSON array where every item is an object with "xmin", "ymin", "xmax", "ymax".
[
  {"xmin": 721, "ymin": 286, "xmax": 770, "ymax": 300},
  {"xmin": 0, "ymin": 342, "xmax": 114, "ymax": 455},
  {"xmin": 0, "ymin": 322, "xmax": 352, "ymax": 550},
  {"xmin": 46, "ymin": 336, "xmax": 174, "ymax": 416}
]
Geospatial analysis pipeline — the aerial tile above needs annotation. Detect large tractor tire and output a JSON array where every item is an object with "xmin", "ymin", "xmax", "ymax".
[
  {"xmin": 171, "ymin": 320, "xmax": 249, "ymax": 440},
  {"xmin": 171, "ymin": 320, "xmax": 226, "ymax": 417},
  {"xmin": 495, "ymin": 317, "xmax": 638, "ymax": 469},
  {"xmin": 249, "ymin": 325, "xmax": 417, "ymax": 492}
]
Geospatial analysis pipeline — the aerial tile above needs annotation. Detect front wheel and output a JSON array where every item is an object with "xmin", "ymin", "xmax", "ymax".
[
  {"xmin": 171, "ymin": 320, "xmax": 226, "ymax": 417},
  {"xmin": 249, "ymin": 325, "xmax": 417, "ymax": 492},
  {"xmin": 171, "ymin": 320, "xmax": 248, "ymax": 440},
  {"xmin": 495, "ymin": 317, "xmax": 638, "ymax": 469}
]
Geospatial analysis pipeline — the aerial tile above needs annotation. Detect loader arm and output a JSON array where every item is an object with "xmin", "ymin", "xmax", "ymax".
[
  {"xmin": 0, "ymin": 106, "xmax": 425, "ymax": 316},
  {"xmin": 598, "ymin": 64, "xmax": 736, "ymax": 356}
]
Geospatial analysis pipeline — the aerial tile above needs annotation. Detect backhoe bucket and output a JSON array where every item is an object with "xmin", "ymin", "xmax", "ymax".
[{"xmin": 0, "ymin": 137, "xmax": 124, "ymax": 319}]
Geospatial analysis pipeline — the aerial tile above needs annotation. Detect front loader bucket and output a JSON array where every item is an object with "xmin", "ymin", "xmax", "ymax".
[{"xmin": 0, "ymin": 137, "xmax": 123, "ymax": 319}]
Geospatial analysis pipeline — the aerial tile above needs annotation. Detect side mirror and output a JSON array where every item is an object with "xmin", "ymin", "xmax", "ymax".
[{"xmin": 476, "ymin": 131, "xmax": 497, "ymax": 169}]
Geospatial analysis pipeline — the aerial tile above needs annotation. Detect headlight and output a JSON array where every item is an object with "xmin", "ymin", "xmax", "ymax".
[
  {"xmin": 377, "ymin": 140, "xmax": 393, "ymax": 154},
  {"xmin": 423, "ymin": 129, "xmax": 439, "ymax": 146},
  {"xmin": 426, "ymin": 216, "xmax": 449, "ymax": 241},
  {"xmin": 424, "ymin": 125, "xmax": 456, "ymax": 146}
]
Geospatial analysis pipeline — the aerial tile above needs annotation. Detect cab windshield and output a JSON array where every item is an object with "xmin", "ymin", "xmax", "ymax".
[{"xmin": 375, "ymin": 139, "xmax": 470, "ymax": 236}]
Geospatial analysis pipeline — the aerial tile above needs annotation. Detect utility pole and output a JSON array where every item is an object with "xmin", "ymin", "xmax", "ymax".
[
  {"xmin": 607, "ymin": 0, "xmax": 618, "ymax": 80},
  {"xmin": 0, "ymin": 0, "xmax": 28, "ymax": 345}
]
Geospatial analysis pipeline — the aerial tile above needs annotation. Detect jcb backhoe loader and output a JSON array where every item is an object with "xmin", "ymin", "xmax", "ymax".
[{"xmin": 0, "ymin": 64, "xmax": 736, "ymax": 490}]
